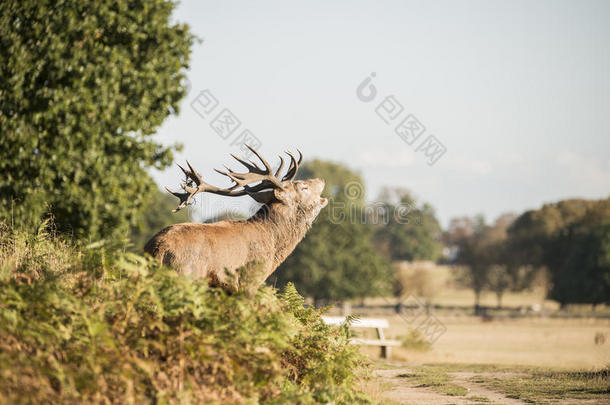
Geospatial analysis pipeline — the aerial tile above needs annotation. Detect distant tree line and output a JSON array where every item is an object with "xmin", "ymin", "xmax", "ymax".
[{"xmin": 445, "ymin": 198, "xmax": 610, "ymax": 311}]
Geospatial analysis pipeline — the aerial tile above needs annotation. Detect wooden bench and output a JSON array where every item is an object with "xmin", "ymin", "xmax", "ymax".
[{"xmin": 322, "ymin": 316, "xmax": 401, "ymax": 359}]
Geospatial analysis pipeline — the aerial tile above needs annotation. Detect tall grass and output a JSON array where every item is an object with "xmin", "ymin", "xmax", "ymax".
[{"xmin": 0, "ymin": 223, "xmax": 372, "ymax": 404}]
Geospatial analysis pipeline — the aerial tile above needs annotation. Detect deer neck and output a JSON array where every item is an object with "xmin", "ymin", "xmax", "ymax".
[{"xmin": 248, "ymin": 203, "xmax": 311, "ymax": 277}]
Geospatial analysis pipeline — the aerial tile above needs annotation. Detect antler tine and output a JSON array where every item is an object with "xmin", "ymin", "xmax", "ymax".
[
  {"xmin": 246, "ymin": 144, "xmax": 274, "ymax": 174},
  {"xmin": 282, "ymin": 149, "xmax": 303, "ymax": 181},
  {"xmin": 283, "ymin": 151, "xmax": 296, "ymax": 180},
  {"xmin": 214, "ymin": 168, "xmax": 255, "ymax": 190},
  {"xmin": 274, "ymin": 155, "xmax": 285, "ymax": 177},
  {"xmin": 213, "ymin": 167, "xmax": 228, "ymax": 176},
  {"xmin": 165, "ymin": 186, "xmax": 193, "ymax": 212},
  {"xmin": 186, "ymin": 160, "xmax": 202, "ymax": 179},
  {"xmin": 176, "ymin": 163, "xmax": 193, "ymax": 183},
  {"xmin": 230, "ymin": 153, "xmax": 262, "ymax": 173},
  {"xmin": 177, "ymin": 160, "xmax": 204, "ymax": 186}
]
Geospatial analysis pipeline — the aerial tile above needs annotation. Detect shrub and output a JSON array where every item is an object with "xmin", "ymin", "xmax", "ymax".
[
  {"xmin": 393, "ymin": 261, "xmax": 442, "ymax": 306},
  {"xmin": 0, "ymin": 224, "xmax": 372, "ymax": 404},
  {"xmin": 400, "ymin": 330, "xmax": 432, "ymax": 351}
]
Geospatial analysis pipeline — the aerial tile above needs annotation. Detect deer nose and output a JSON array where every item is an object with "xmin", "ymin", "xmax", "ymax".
[{"xmin": 314, "ymin": 178, "xmax": 325, "ymax": 193}]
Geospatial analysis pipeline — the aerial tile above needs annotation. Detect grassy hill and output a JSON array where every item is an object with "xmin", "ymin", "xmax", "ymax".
[{"xmin": 0, "ymin": 223, "xmax": 372, "ymax": 404}]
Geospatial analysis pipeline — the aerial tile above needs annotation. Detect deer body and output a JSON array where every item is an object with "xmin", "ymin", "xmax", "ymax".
[{"xmin": 145, "ymin": 148, "xmax": 326, "ymax": 293}]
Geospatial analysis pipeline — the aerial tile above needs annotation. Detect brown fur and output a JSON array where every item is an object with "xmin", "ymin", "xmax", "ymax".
[{"xmin": 145, "ymin": 179, "xmax": 327, "ymax": 293}]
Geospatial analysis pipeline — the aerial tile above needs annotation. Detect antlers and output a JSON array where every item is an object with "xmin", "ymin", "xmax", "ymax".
[{"xmin": 166, "ymin": 145, "xmax": 302, "ymax": 212}]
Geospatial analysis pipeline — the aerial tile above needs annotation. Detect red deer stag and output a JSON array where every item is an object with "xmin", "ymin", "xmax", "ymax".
[{"xmin": 145, "ymin": 146, "xmax": 327, "ymax": 293}]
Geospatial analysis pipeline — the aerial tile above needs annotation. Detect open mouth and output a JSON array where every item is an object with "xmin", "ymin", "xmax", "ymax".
[{"xmin": 320, "ymin": 197, "xmax": 328, "ymax": 207}]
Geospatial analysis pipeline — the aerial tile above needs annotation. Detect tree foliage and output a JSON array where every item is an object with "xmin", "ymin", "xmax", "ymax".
[
  {"xmin": 373, "ymin": 188, "xmax": 443, "ymax": 262},
  {"xmin": 449, "ymin": 213, "xmax": 529, "ymax": 309},
  {"xmin": 0, "ymin": 0, "xmax": 194, "ymax": 239},
  {"xmin": 507, "ymin": 198, "xmax": 610, "ymax": 307},
  {"xmin": 450, "ymin": 215, "xmax": 490, "ymax": 310},
  {"xmin": 392, "ymin": 262, "xmax": 443, "ymax": 306},
  {"xmin": 273, "ymin": 160, "xmax": 391, "ymax": 303},
  {"xmin": 448, "ymin": 199, "xmax": 610, "ymax": 309}
]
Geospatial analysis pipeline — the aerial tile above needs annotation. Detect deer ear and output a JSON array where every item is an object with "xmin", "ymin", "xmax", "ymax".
[
  {"xmin": 273, "ymin": 187, "xmax": 291, "ymax": 203},
  {"xmin": 247, "ymin": 190, "xmax": 275, "ymax": 204}
]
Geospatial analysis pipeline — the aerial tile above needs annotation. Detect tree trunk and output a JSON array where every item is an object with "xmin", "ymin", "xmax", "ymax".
[
  {"xmin": 496, "ymin": 291, "xmax": 503, "ymax": 309},
  {"xmin": 474, "ymin": 291, "xmax": 481, "ymax": 315},
  {"xmin": 341, "ymin": 301, "xmax": 352, "ymax": 316}
]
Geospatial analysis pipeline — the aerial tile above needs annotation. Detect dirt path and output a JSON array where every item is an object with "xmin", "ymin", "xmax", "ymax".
[{"xmin": 375, "ymin": 368, "xmax": 528, "ymax": 405}]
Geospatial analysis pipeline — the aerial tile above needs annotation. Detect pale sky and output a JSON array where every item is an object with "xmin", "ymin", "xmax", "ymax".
[{"xmin": 151, "ymin": 0, "xmax": 610, "ymax": 227}]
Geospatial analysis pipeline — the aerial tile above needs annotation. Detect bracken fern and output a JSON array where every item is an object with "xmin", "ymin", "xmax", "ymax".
[{"xmin": 0, "ymin": 224, "xmax": 373, "ymax": 404}]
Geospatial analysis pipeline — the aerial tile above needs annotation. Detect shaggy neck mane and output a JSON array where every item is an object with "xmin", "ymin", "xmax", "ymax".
[{"xmin": 247, "ymin": 202, "xmax": 312, "ymax": 275}]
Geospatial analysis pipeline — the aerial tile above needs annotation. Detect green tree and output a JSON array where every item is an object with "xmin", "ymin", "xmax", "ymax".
[
  {"xmin": 540, "ymin": 199, "xmax": 609, "ymax": 307},
  {"xmin": 443, "ymin": 213, "xmax": 538, "ymax": 313},
  {"xmin": 373, "ymin": 188, "xmax": 442, "ymax": 262},
  {"xmin": 506, "ymin": 198, "xmax": 610, "ymax": 308},
  {"xmin": 0, "ymin": 0, "xmax": 195, "ymax": 239},
  {"xmin": 549, "ymin": 221, "xmax": 610, "ymax": 307},
  {"xmin": 451, "ymin": 214, "xmax": 488, "ymax": 313},
  {"xmin": 273, "ymin": 160, "xmax": 391, "ymax": 305},
  {"xmin": 482, "ymin": 213, "xmax": 522, "ymax": 308},
  {"xmin": 450, "ymin": 214, "xmax": 526, "ymax": 311}
]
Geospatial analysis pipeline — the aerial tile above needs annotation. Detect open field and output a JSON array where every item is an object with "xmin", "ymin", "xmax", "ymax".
[
  {"xmin": 347, "ymin": 280, "xmax": 610, "ymax": 404},
  {"xmin": 352, "ymin": 313, "xmax": 610, "ymax": 404},
  {"xmin": 381, "ymin": 315, "xmax": 610, "ymax": 369},
  {"xmin": 345, "ymin": 269, "xmax": 610, "ymax": 368},
  {"xmin": 328, "ymin": 264, "xmax": 610, "ymax": 403}
]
